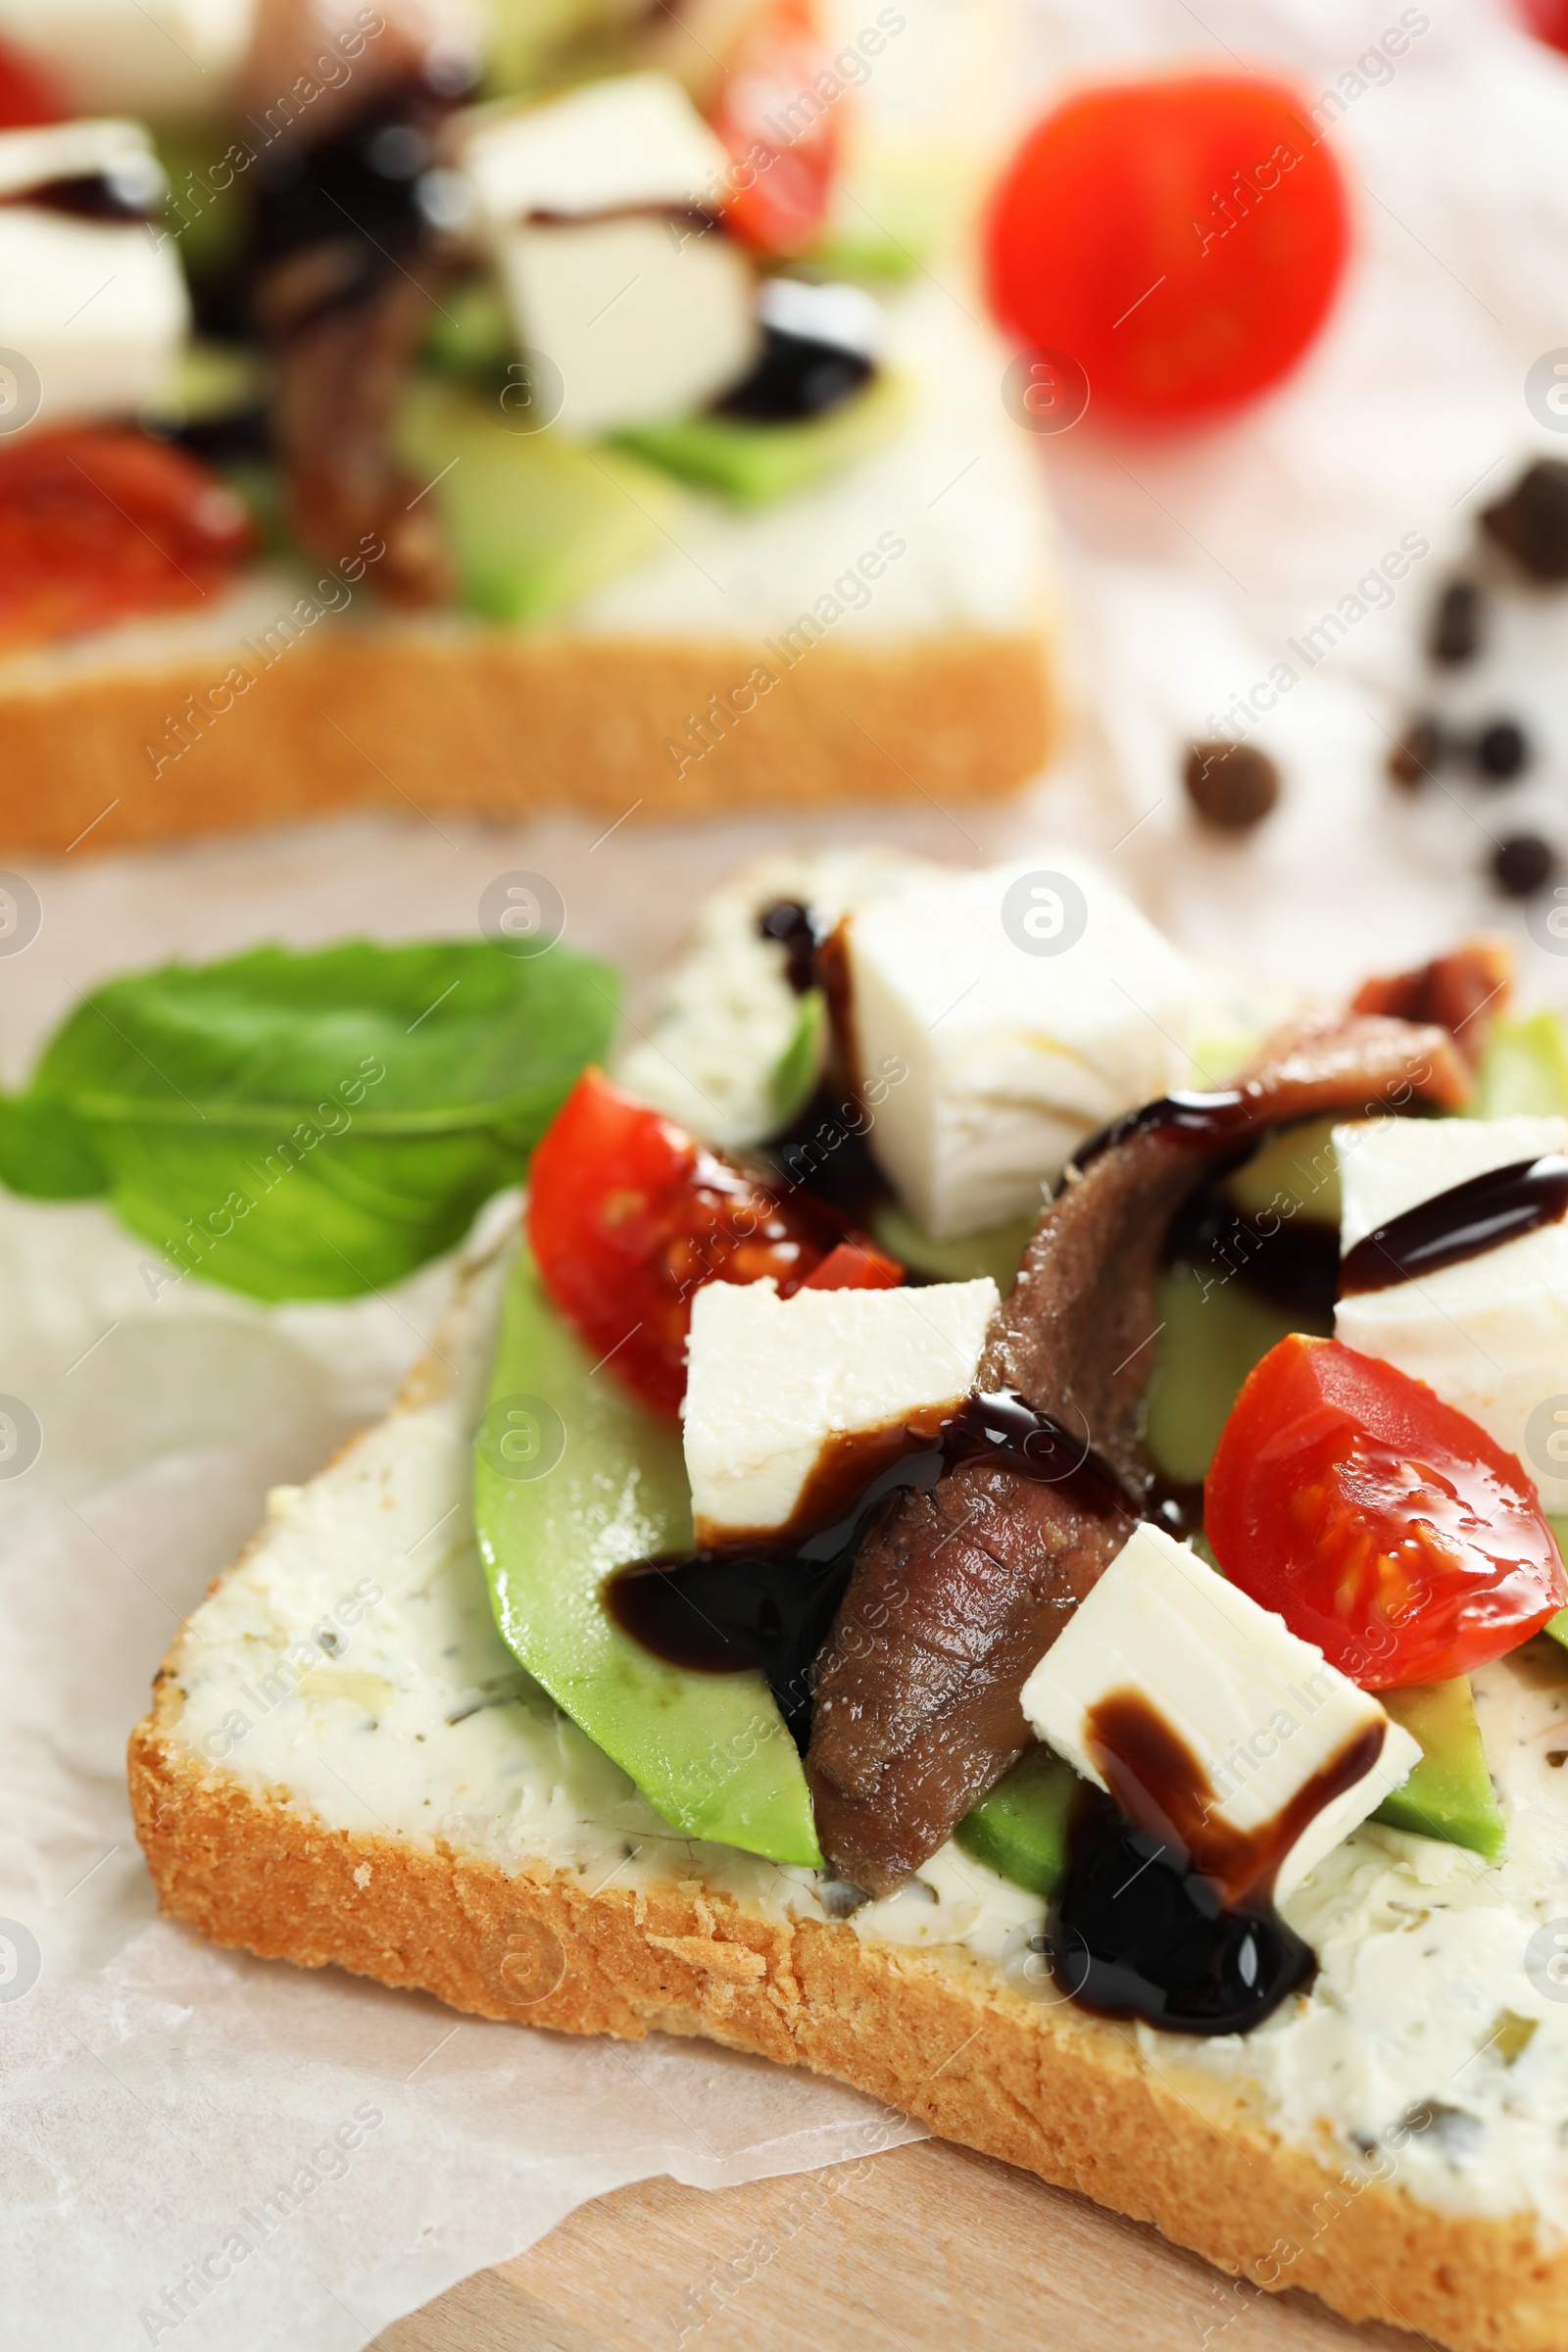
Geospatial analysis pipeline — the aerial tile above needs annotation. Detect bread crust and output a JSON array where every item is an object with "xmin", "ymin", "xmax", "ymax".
[
  {"xmin": 124, "ymin": 1249, "xmax": 1567, "ymax": 2352},
  {"xmin": 0, "ymin": 623, "xmax": 1056, "ymax": 857},
  {"xmin": 129, "ymin": 1685, "xmax": 1568, "ymax": 2352}
]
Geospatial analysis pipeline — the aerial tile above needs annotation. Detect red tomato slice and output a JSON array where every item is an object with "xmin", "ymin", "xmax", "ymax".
[
  {"xmin": 709, "ymin": 0, "xmax": 841, "ymax": 258},
  {"xmin": 0, "ymin": 429, "xmax": 255, "ymax": 651},
  {"xmin": 985, "ymin": 75, "xmax": 1349, "ymax": 428},
  {"xmin": 0, "ymin": 38, "xmax": 65, "ymax": 130},
  {"xmin": 1206, "ymin": 1335, "xmax": 1565, "ymax": 1687},
  {"xmin": 1520, "ymin": 0, "xmax": 1568, "ymax": 54},
  {"xmin": 526, "ymin": 1068, "xmax": 903, "ymax": 1417}
]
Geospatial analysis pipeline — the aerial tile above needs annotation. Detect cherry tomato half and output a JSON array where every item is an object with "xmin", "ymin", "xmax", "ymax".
[
  {"xmin": 985, "ymin": 75, "xmax": 1349, "ymax": 428},
  {"xmin": 0, "ymin": 37, "xmax": 65, "ymax": 130},
  {"xmin": 1206, "ymin": 1335, "xmax": 1565, "ymax": 1688},
  {"xmin": 0, "ymin": 429, "xmax": 255, "ymax": 651},
  {"xmin": 709, "ymin": 0, "xmax": 841, "ymax": 259},
  {"xmin": 1520, "ymin": 0, "xmax": 1568, "ymax": 55},
  {"xmin": 526, "ymin": 1068, "xmax": 902, "ymax": 1417}
]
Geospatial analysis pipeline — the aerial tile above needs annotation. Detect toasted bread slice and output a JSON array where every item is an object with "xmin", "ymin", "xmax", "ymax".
[
  {"xmin": 126, "ymin": 1234, "xmax": 1568, "ymax": 2352},
  {"xmin": 1, "ymin": 287, "xmax": 1060, "ymax": 858}
]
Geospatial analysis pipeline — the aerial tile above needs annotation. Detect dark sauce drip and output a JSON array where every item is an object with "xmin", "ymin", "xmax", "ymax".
[
  {"xmin": 758, "ymin": 899, "xmax": 820, "ymax": 996},
  {"xmin": 1047, "ymin": 1791, "xmax": 1316, "ymax": 2036},
  {"xmin": 763, "ymin": 1083, "xmax": 884, "ymax": 1228},
  {"xmin": 529, "ymin": 202, "xmax": 719, "ymax": 233},
  {"xmin": 716, "ymin": 325, "xmax": 875, "ymax": 423},
  {"xmin": 1142, "ymin": 1468, "xmax": 1205, "ymax": 1543},
  {"xmin": 247, "ymin": 68, "xmax": 473, "ymax": 318},
  {"xmin": 1069, "ymin": 1088, "xmax": 1253, "ymax": 1175},
  {"xmin": 7, "ymin": 172, "xmax": 157, "ymax": 224},
  {"xmin": 164, "ymin": 404, "xmax": 274, "ymax": 466},
  {"xmin": 1163, "ymin": 1184, "xmax": 1341, "ymax": 1325},
  {"xmin": 605, "ymin": 1389, "xmax": 1134, "ymax": 1745},
  {"xmin": 1047, "ymin": 1695, "xmax": 1384, "ymax": 2034},
  {"xmin": 1339, "ymin": 1152, "xmax": 1568, "ymax": 1295}
]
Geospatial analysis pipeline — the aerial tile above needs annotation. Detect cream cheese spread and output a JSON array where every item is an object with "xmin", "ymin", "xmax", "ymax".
[{"xmin": 167, "ymin": 1234, "xmax": 1568, "ymax": 2239}]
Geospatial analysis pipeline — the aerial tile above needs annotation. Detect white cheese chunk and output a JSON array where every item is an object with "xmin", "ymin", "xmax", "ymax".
[
  {"xmin": 0, "ymin": 121, "xmax": 188, "ymax": 428},
  {"xmin": 844, "ymin": 855, "xmax": 1201, "ymax": 1239},
  {"xmin": 1334, "ymin": 1113, "xmax": 1568, "ymax": 1513},
  {"xmin": 682, "ymin": 1274, "xmax": 998, "ymax": 1542},
  {"xmin": 458, "ymin": 73, "xmax": 731, "ymax": 223},
  {"xmin": 1021, "ymin": 1522, "xmax": 1419, "ymax": 1905},
  {"xmin": 453, "ymin": 74, "xmax": 758, "ymax": 434},
  {"xmin": 0, "ymin": 0, "xmax": 257, "ymax": 123},
  {"xmin": 500, "ymin": 215, "xmax": 755, "ymax": 436}
]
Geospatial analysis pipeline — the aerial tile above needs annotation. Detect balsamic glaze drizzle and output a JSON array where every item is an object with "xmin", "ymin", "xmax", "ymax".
[
  {"xmin": 1047, "ymin": 1696, "xmax": 1383, "ymax": 2034},
  {"xmin": 605, "ymin": 1389, "xmax": 1134, "ymax": 1746},
  {"xmin": 715, "ymin": 326, "xmax": 874, "ymax": 424},
  {"xmin": 6, "ymin": 172, "xmax": 158, "ymax": 224},
  {"xmin": 1069, "ymin": 1088, "xmax": 1253, "ymax": 1173},
  {"xmin": 1339, "ymin": 1152, "xmax": 1568, "ymax": 1294},
  {"xmin": 758, "ymin": 899, "xmax": 820, "ymax": 997},
  {"xmin": 1047, "ymin": 1791, "xmax": 1316, "ymax": 2035}
]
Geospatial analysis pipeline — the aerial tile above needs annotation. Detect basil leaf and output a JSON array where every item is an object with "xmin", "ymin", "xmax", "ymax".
[{"xmin": 6, "ymin": 939, "xmax": 616, "ymax": 1299}]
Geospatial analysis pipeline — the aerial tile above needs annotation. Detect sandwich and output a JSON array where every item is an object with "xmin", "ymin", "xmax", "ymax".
[
  {"xmin": 129, "ymin": 847, "xmax": 1568, "ymax": 2352},
  {"xmin": 0, "ymin": 0, "xmax": 1060, "ymax": 857}
]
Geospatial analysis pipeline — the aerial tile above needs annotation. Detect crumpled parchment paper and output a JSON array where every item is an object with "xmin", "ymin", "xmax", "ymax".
[{"xmin": 8, "ymin": 0, "xmax": 1568, "ymax": 2344}]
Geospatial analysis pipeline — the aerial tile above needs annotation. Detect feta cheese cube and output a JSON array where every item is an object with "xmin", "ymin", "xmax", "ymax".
[
  {"xmin": 460, "ymin": 73, "xmax": 732, "ymax": 222},
  {"xmin": 0, "ymin": 0, "xmax": 257, "ymax": 123},
  {"xmin": 1021, "ymin": 1522, "xmax": 1419, "ymax": 1904},
  {"xmin": 844, "ymin": 855, "xmax": 1201, "ymax": 1239},
  {"xmin": 1334, "ymin": 1113, "xmax": 1568, "ymax": 1512},
  {"xmin": 683, "ymin": 1274, "xmax": 998, "ymax": 1542},
  {"xmin": 454, "ymin": 74, "xmax": 758, "ymax": 435},
  {"xmin": 0, "ymin": 120, "xmax": 188, "ymax": 429}
]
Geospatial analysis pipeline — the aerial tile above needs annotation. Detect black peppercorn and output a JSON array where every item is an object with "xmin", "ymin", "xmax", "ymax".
[
  {"xmin": 1481, "ymin": 460, "xmax": 1568, "ymax": 582},
  {"xmin": 1474, "ymin": 719, "xmax": 1530, "ymax": 781},
  {"xmin": 1492, "ymin": 833, "xmax": 1556, "ymax": 897},
  {"xmin": 1182, "ymin": 740, "xmax": 1280, "ymax": 831},
  {"xmin": 1387, "ymin": 718, "xmax": 1442, "ymax": 789},
  {"xmin": 1429, "ymin": 580, "xmax": 1483, "ymax": 666}
]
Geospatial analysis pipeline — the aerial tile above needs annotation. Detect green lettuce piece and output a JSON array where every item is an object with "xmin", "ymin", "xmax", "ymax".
[
  {"xmin": 475, "ymin": 1247, "xmax": 821, "ymax": 1864},
  {"xmin": 769, "ymin": 989, "xmax": 827, "ymax": 1129},
  {"xmin": 0, "ymin": 940, "xmax": 615, "ymax": 1299}
]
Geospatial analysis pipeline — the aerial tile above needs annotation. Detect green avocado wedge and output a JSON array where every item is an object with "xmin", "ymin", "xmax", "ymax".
[
  {"xmin": 955, "ymin": 1744, "xmax": 1078, "ymax": 1898},
  {"xmin": 1144, "ymin": 1263, "xmax": 1332, "ymax": 1489},
  {"xmin": 395, "ymin": 379, "xmax": 681, "ymax": 624},
  {"xmin": 1468, "ymin": 1010, "xmax": 1568, "ymax": 1119},
  {"xmin": 474, "ymin": 1246, "xmax": 822, "ymax": 1867},
  {"xmin": 868, "ymin": 1200, "xmax": 1036, "ymax": 1296},
  {"xmin": 1372, "ymin": 1679, "xmax": 1505, "ymax": 1861},
  {"xmin": 614, "ymin": 368, "xmax": 909, "ymax": 507}
]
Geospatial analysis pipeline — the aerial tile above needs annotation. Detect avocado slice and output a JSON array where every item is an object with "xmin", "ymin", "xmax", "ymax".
[
  {"xmin": 868, "ymin": 1200, "xmax": 1036, "ymax": 1295},
  {"xmin": 613, "ymin": 368, "xmax": 909, "ymax": 507},
  {"xmin": 1371, "ymin": 1678, "xmax": 1504, "ymax": 1861},
  {"xmin": 1221, "ymin": 1112, "xmax": 1344, "ymax": 1226},
  {"xmin": 1544, "ymin": 1521, "xmax": 1568, "ymax": 1654},
  {"xmin": 474, "ymin": 1246, "xmax": 821, "ymax": 1867},
  {"xmin": 1469, "ymin": 1010, "xmax": 1568, "ymax": 1118},
  {"xmin": 394, "ymin": 379, "xmax": 681, "ymax": 623},
  {"xmin": 1144, "ymin": 1264, "xmax": 1327, "ymax": 1489},
  {"xmin": 955, "ymin": 1744, "xmax": 1078, "ymax": 1898}
]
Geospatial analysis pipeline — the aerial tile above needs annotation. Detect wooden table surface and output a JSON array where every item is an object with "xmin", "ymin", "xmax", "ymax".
[{"xmin": 375, "ymin": 2136, "xmax": 1419, "ymax": 2352}]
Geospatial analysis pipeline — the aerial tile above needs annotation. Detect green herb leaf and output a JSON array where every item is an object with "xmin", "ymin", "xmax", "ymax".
[{"xmin": 4, "ymin": 939, "xmax": 617, "ymax": 1299}]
